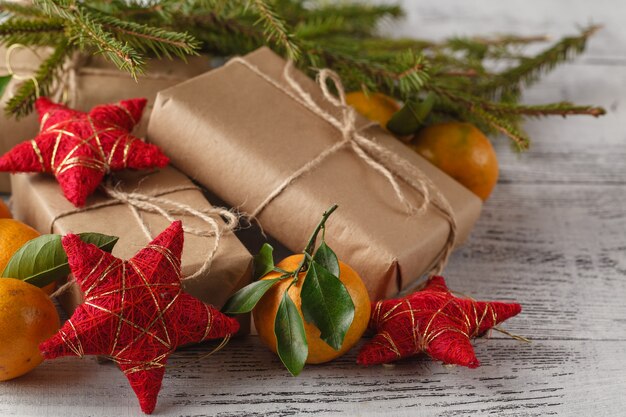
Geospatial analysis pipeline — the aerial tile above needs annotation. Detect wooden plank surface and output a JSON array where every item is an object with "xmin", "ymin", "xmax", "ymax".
[{"xmin": 1, "ymin": 1, "xmax": 625, "ymax": 416}]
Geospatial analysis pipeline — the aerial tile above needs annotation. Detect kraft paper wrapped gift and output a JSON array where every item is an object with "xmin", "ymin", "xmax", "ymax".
[
  {"xmin": 0, "ymin": 46, "xmax": 211, "ymax": 192},
  {"xmin": 147, "ymin": 47, "xmax": 483, "ymax": 301},
  {"xmin": 10, "ymin": 166, "xmax": 252, "ymax": 330}
]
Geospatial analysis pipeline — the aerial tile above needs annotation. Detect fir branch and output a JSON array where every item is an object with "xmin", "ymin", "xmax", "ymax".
[
  {"xmin": 0, "ymin": 18, "xmax": 64, "ymax": 46},
  {"xmin": 487, "ymin": 101, "xmax": 606, "ymax": 118},
  {"xmin": 479, "ymin": 25, "xmax": 601, "ymax": 98},
  {"xmin": 305, "ymin": 46, "xmax": 429, "ymax": 98},
  {"xmin": 85, "ymin": 6, "xmax": 200, "ymax": 60},
  {"xmin": 175, "ymin": 11, "xmax": 265, "ymax": 56},
  {"xmin": 35, "ymin": 0, "xmax": 145, "ymax": 77},
  {"xmin": 0, "ymin": 1, "xmax": 47, "ymax": 18},
  {"xmin": 248, "ymin": 0, "xmax": 300, "ymax": 60},
  {"xmin": 5, "ymin": 39, "xmax": 70, "ymax": 118},
  {"xmin": 470, "ymin": 106, "xmax": 530, "ymax": 150},
  {"xmin": 297, "ymin": 3, "xmax": 403, "ymax": 26}
]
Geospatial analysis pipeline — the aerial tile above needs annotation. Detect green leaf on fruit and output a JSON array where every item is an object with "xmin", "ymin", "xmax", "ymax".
[
  {"xmin": 275, "ymin": 292, "xmax": 308, "ymax": 376},
  {"xmin": 253, "ymin": 243, "xmax": 275, "ymax": 280},
  {"xmin": 313, "ymin": 241, "xmax": 339, "ymax": 277},
  {"xmin": 2, "ymin": 232, "xmax": 118, "ymax": 289},
  {"xmin": 387, "ymin": 92, "xmax": 436, "ymax": 136},
  {"xmin": 222, "ymin": 277, "xmax": 283, "ymax": 314},
  {"xmin": 300, "ymin": 260, "xmax": 355, "ymax": 351}
]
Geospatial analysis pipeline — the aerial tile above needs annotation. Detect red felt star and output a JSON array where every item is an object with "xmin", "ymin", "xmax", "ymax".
[
  {"xmin": 0, "ymin": 97, "xmax": 169, "ymax": 206},
  {"xmin": 357, "ymin": 276, "xmax": 521, "ymax": 368},
  {"xmin": 39, "ymin": 221, "xmax": 239, "ymax": 414}
]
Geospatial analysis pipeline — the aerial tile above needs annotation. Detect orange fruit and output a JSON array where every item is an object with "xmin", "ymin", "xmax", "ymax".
[
  {"xmin": 0, "ymin": 219, "xmax": 55, "ymax": 295},
  {"xmin": 0, "ymin": 278, "xmax": 60, "ymax": 381},
  {"xmin": 410, "ymin": 122, "xmax": 499, "ymax": 200},
  {"xmin": 253, "ymin": 254, "xmax": 371, "ymax": 364},
  {"xmin": 0, "ymin": 200, "xmax": 11, "ymax": 219},
  {"xmin": 346, "ymin": 91, "xmax": 400, "ymax": 128}
]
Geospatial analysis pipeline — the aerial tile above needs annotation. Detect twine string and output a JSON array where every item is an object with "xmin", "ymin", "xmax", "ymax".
[
  {"xmin": 229, "ymin": 57, "xmax": 457, "ymax": 276},
  {"xmin": 48, "ymin": 181, "xmax": 238, "ymax": 300},
  {"xmin": 5, "ymin": 44, "xmax": 41, "ymax": 99}
]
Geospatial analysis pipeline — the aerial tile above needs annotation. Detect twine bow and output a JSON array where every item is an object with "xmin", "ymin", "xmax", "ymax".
[
  {"xmin": 229, "ymin": 57, "xmax": 458, "ymax": 276},
  {"xmin": 50, "ymin": 179, "xmax": 238, "ymax": 298}
]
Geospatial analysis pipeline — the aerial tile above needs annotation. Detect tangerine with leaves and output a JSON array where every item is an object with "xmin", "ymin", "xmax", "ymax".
[
  {"xmin": 223, "ymin": 205, "xmax": 370, "ymax": 375},
  {"xmin": 254, "ymin": 254, "xmax": 370, "ymax": 364},
  {"xmin": 0, "ymin": 278, "xmax": 60, "ymax": 381}
]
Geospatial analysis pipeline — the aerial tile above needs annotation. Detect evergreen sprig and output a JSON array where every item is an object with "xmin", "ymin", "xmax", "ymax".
[
  {"xmin": 0, "ymin": 17, "xmax": 64, "ymax": 46},
  {"xmin": 479, "ymin": 25, "xmax": 601, "ymax": 99},
  {"xmin": 0, "ymin": 0, "xmax": 606, "ymax": 149}
]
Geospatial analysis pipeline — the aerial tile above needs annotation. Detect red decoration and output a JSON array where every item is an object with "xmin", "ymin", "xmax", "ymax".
[
  {"xmin": 0, "ymin": 97, "xmax": 169, "ymax": 207},
  {"xmin": 39, "ymin": 221, "xmax": 239, "ymax": 414},
  {"xmin": 357, "ymin": 276, "xmax": 521, "ymax": 368}
]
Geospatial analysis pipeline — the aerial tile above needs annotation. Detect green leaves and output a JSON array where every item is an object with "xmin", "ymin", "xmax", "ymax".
[
  {"xmin": 222, "ymin": 205, "xmax": 355, "ymax": 377},
  {"xmin": 2, "ymin": 232, "xmax": 118, "ymax": 289},
  {"xmin": 275, "ymin": 292, "xmax": 308, "ymax": 376},
  {"xmin": 0, "ymin": 75, "xmax": 12, "ymax": 99},
  {"xmin": 253, "ymin": 243, "xmax": 275, "ymax": 280},
  {"xmin": 312, "ymin": 241, "xmax": 339, "ymax": 277},
  {"xmin": 387, "ymin": 92, "xmax": 436, "ymax": 136},
  {"xmin": 222, "ymin": 277, "xmax": 282, "ymax": 314},
  {"xmin": 301, "ymin": 260, "xmax": 354, "ymax": 350}
]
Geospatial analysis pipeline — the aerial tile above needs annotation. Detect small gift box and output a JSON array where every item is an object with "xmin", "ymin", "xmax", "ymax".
[
  {"xmin": 0, "ymin": 46, "xmax": 212, "ymax": 192},
  {"xmin": 10, "ymin": 166, "xmax": 252, "ymax": 330},
  {"xmin": 147, "ymin": 47, "xmax": 483, "ymax": 301}
]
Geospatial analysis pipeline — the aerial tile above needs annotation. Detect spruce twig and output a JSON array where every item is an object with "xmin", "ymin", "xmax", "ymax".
[
  {"xmin": 0, "ymin": 18, "xmax": 64, "ymax": 46},
  {"xmin": 249, "ymin": 0, "xmax": 300, "ymax": 59},
  {"xmin": 479, "ymin": 25, "xmax": 601, "ymax": 98}
]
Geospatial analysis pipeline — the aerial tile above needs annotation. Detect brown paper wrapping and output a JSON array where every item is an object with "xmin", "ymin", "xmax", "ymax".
[
  {"xmin": 148, "ymin": 47, "xmax": 483, "ymax": 301},
  {"xmin": 0, "ymin": 47, "xmax": 212, "ymax": 192},
  {"xmin": 10, "ymin": 167, "xmax": 252, "ymax": 331}
]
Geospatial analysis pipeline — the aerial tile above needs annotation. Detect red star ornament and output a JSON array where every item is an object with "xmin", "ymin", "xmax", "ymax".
[
  {"xmin": 0, "ymin": 97, "xmax": 169, "ymax": 207},
  {"xmin": 357, "ymin": 276, "xmax": 521, "ymax": 368},
  {"xmin": 39, "ymin": 221, "xmax": 239, "ymax": 414}
]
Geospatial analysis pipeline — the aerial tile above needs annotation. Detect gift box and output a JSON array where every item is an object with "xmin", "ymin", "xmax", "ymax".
[
  {"xmin": 0, "ymin": 46, "xmax": 212, "ymax": 192},
  {"xmin": 10, "ymin": 166, "xmax": 252, "ymax": 331},
  {"xmin": 147, "ymin": 47, "xmax": 483, "ymax": 301}
]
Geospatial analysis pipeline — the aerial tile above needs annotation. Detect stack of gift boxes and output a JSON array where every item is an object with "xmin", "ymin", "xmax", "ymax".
[{"xmin": 3, "ymin": 46, "xmax": 482, "ymax": 326}]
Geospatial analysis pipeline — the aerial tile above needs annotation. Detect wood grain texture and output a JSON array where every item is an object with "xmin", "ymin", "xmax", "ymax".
[{"xmin": 1, "ymin": 0, "xmax": 625, "ymax": 415}]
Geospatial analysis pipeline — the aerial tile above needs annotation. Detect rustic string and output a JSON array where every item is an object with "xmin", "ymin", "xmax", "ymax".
[
  {"xmin": 4, "ymin": 44, "xmax": 41, "ymax": 99},
  {"xmin": 49, "ymin": 181, "xmax": 239, "ymax": 299},
  {"xmin": 228, "ymin": 57, "xmax": 458, "ymax": 276}
]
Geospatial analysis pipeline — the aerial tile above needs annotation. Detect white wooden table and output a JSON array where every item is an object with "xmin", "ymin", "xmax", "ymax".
[{"xmin": 2, "ymin": 1, "xmax": 625, "ymax": 415}]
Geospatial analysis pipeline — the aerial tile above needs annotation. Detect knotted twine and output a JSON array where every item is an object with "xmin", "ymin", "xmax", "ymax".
[
  {"xmin": 49, "ymin": 179, "xmax": 239, "ymax": 299},
  {"xmin": 228, "ymin": 57, "xmax": 458, "ymax": 277}
]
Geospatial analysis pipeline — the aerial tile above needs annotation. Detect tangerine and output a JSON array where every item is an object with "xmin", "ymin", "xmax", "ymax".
[
  {"xmin": 253, "ymin": 254, "xmax": 371, "ymax": 364},
  {"xmin": 0, "ymin": 278, "xmax": 60, "ymax": 381},
  {"xmin": 411, "ymin": 122, "xmax": 499, "ymax": 200},
  {"xmin": 346, "ymin": 91, "xmax": 400, "ymax": 128}
]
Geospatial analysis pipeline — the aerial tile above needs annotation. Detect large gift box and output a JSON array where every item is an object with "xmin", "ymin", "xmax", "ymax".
[
  {"xmin": 10, "ymin": 167, "xmax": 252, "ymax": 330},
  {"xmin": 0, "ymin": 46, "xmax": 211, "ymax": 192},
  {"xmin": 147, "ymin": 47, "xmax": 483, "ymax": 301}
]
